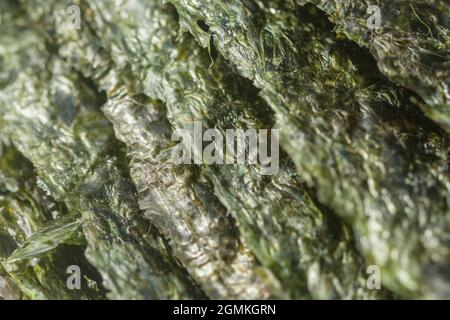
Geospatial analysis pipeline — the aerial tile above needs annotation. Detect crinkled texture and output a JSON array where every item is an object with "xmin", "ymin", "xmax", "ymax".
[
  {"xmin": 63, "ymin": 0, "xmax": 387, "ymax": 299},
  {"xmin": 103, "ymin": 90, "xmax": 274, "ymax": 299},
  {"xmin": 0, "ymin": 145, "xmax": 104, "ymax": 300},
  {"xmin": 0, "ymin": 10, "xmax": 203, "ymax": 299},
  {"xmin": 170, "ymin": 0, "xmax": 450, "ymax": 298},
  {"xmin": 296, "ymin": 0, "xmax": 450, "ymax": 132},
  {"xmin": 2, "ymin": 0, "xmax": 449, "ymax": 300},
  {"xmin": 31, "ymin": 0, "xmax": 277, "ymax": 299}
]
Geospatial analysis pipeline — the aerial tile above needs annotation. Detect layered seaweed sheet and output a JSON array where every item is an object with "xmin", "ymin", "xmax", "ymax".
[
  {"xmin": 0, "ymin": 1, "xmax": 203, "ymax": 299},
  {"xmin": 295, "ymin": 0, "xmax": 450, "ymax": 132},
  {"xmin": 0, "ymin": 0, "xmax": 449, "ymax": 299},
  {"xmin": 0, "ymin": 144, "xmax": 105, "ymax": 299},
  {"xmin": 72, "ymin": 0, "xmax": 384, "ymax": 299},
  {"xmin": 170, "ymin": 0, "xmax": 450, "ymax": 298}
]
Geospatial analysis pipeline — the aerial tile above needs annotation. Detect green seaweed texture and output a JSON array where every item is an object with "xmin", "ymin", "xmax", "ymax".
[{"xmin": 0, "ymin": 0, "xmax": 449, "ymax": 300}]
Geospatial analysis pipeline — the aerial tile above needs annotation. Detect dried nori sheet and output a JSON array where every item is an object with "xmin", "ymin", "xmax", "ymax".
[{"xmin": 0, "ymin": 0, "xmax": 448, "ymax": 300}]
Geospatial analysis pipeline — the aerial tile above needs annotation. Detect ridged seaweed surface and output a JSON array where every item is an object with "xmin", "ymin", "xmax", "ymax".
[
  {"xmin": 295, "ymin": 0, "xmax": 450, "ymax": 132},
  {"xmin": 0, "ymin": 145, "xmax": 105, "ymax": 299},
  {"xmin": 0, "ymin": 5, "xmax": 203, "ymax": 298},
  {"xmin": 170, "ymin": 0, "xmax": 450, "ymax": 298},
  {"xmin": 25, "ymin": 0, "xmax": 276, "ymax": 299},
  {"xmin": 63, "ymin": 0, "xmax": 386, "ymax": 299},
  {"xmin": 0, "ymin": 0, "xmax": 449, "ymax": 300}
]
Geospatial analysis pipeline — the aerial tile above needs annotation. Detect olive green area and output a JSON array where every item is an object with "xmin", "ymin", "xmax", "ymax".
[
  {"xmin": 295, "ymin": 0, "xmax": 450, "ymax": 132},
  {"xmin": 169, "ymin": 0, "xmax": 450, "ymax": 299},
  {"xmin": 0, "ymin": 144, "xmax": 105, "ymax": 300},
  {"xmin": 0, "ymin": 0, "xmax": 448, "ymax": 299}
]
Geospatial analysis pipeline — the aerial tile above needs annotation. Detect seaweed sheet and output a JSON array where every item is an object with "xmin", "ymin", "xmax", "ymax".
[
  {"xmin": 0, "ymin": 144, "xmax": 105, "ymax": 300},
  {"xmin": 0, "ymin": 7, "xmax": 203, "ymax": 299},
  {"xmin": 170, "ymin": 0, "xmax": 450, "ymax": 298},
  {"xmin": 19, "ymin": 0, "xmax": 274, "ymax": 300},
  {"xmin": 1, "ymin": 0, "xmax": 448, "ymax": 300},
  {"xmin": 295, "ymin": 0, "xmax": 450, "ymax": 132},
  {"xmin": 56, "ymin": 0, "xmax": 390, "ymax": 299}
]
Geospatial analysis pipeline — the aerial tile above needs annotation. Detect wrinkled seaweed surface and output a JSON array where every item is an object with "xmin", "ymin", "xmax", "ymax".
[
  {"xmin": 296, "ymin": 0, "xmax": 450, "ymax": 132},
  {"xmin": 0, "ymin": 0, "xmax": 449, "ymax": 299},
  {"xmin": 170, "ymin": 0, "xmax": 450, "ymax": 298}
]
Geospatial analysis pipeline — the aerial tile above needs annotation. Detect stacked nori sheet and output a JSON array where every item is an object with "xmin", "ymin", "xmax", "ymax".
[{"xmin": 0, "ymin": 0, "xmax": 448, "ymax": 299}]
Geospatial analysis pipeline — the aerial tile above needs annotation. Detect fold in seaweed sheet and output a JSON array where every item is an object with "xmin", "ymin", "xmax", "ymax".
[
  {"xmin": 62, "ymin": 0, "xmax": 389, "ymax": 299},
  {"xmin": 20, "ymin": 0, "xmax": 273, "ymax": 299},
  {"xmin": 0, "ymin": 5, "xmax": 104, "ymax": 300},
  {"xmin": 0, "ymin": 144, "xmax": 104, "ymax": 299},
  {"xmin": 104, "ymin": 90, "xmax": 274, "ymax": 299},
  {"xmin": 170, "ymin": 0, "xmax": 450, "ymax": 298},
  {"xmin": 0, "ymin": 14, "xmax": 203, "ymax": 299},
  {"xmin": 295, "ymin": 0, "xmax": 450, "ymax": 132}
]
